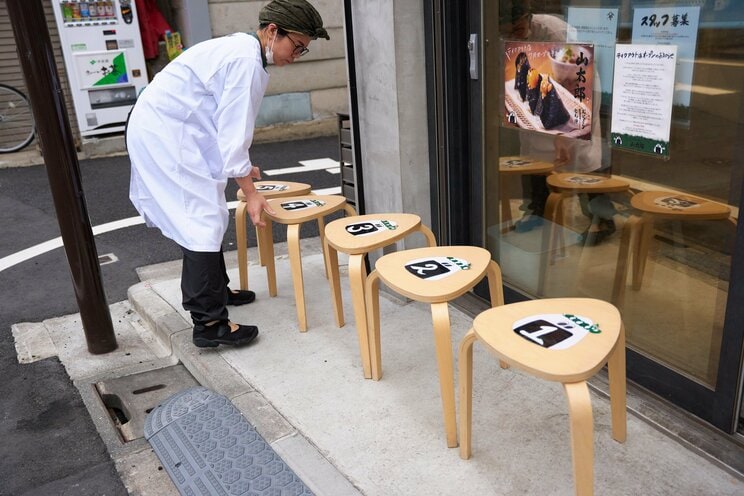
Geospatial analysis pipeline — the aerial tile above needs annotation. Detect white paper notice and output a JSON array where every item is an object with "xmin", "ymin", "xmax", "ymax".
[{"xmin": 610, "ymin": 44, "xmax": 677, "ymax": 158}]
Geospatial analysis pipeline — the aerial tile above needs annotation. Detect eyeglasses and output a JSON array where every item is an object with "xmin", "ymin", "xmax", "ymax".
[{"xmin": 286, "ymin": 33, "xmax": 309, "ymax": 57}]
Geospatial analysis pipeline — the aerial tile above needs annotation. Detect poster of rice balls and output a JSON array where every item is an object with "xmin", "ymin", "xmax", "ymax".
[{"xmin": 504, "ymin": 41, "xmax": 594, "ymax": 140}]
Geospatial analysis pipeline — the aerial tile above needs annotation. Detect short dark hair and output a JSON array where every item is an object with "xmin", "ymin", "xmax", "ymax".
[{"xmin": 258, "ymin": 22, "xmax": 290, "ymax": 37}]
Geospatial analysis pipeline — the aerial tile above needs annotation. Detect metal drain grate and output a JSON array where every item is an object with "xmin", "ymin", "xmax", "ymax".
[
  {"xmin": 144, "ymin": 386, "xmax": 313, "ymax": 495},
  {"xmin": 95, "ymin": 364, "xmax": 199, "ymax": 442}
]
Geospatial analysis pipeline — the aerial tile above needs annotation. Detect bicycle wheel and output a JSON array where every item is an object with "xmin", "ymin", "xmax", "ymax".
[{"xmin": 0, "ymin": 83, "xmax": 35, "ymax": 153}]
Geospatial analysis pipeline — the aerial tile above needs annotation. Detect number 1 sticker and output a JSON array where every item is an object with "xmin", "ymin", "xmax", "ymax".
[
  {"xmin": 257, "ymin": 184, "xmax": 288, "ymax": 192},
  {"xmin": 512, "ymin": 313, "xmax": 600, "ymax": 350}
]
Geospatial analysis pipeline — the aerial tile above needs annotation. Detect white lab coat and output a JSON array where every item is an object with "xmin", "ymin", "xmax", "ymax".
[{"xmin": 128, "ymin": 33, "xmax": 269, "ymax": 251}]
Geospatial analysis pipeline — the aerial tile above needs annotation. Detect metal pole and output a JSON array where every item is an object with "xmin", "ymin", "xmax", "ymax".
[{"xmin": 7, "ymin": 0, "xmax": 117, "ymax": 354}]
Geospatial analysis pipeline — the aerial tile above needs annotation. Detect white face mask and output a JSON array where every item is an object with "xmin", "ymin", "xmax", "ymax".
[{"xmin": 265, "ymin": 35, "xmax": 276, "ymax": 65}]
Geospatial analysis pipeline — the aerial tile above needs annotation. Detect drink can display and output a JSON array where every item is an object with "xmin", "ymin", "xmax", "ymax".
[
  {"xmin": 98, "ymin": 1, "xmax": 108, "ymax": 18},
  {"xmin": 104, "ymin": 1, "xmax": 114, "ymax": 18},
  {"xmin": 79, "ymin": 2, "xmax": 90, "ymax": 19},
  {"xmin": 62, "ymin": 2, "xmax": 73, "ymax": 22},
  {"xmin": 71, "ymin": 2, "xmax": 81, "ymax": 20},
  {"xmin": 89, "ymin": 2, "xmax": 98, "ymax": 19}
]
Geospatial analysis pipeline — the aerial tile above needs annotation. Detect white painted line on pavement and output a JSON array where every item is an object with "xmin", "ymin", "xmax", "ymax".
[
  {"xmin": 1, "ymin": 201, "xmax": 245, "ymax": 273},
  {"xmin": 312, "ymin": 187, "xmax": 342, "ymax": 195},
  {"xmin": 263, "ymin": 157, "xmax": 339, "ymax": 176}
]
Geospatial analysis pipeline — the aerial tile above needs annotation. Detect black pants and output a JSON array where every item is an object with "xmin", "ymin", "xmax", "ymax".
[{"xmin": 180, "ymin": 247, "xmax": 231, "ymax": 326}]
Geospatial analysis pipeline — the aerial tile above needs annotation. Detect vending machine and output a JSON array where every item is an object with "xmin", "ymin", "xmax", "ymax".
[{"xmin": 52, "ymin": 0, "xmax": 148, "ymax": 137}]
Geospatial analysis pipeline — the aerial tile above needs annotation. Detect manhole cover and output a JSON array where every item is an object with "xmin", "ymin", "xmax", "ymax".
[{"xmin": 95, "ymin": 364, "xmax": 199, "ymax": 442}]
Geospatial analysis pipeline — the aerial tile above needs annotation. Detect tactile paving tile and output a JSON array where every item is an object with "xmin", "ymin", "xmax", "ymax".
[{"xmin": 144, "ymin": 386, "xmax": 313, "ymax": 496}]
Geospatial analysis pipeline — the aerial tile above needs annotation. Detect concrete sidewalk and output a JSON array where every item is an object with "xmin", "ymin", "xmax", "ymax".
[{"xmin": 13, "ymin": 238, "xmax": 744, "ymax": 495}]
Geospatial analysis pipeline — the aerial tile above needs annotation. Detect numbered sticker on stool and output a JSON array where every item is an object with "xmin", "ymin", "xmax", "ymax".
[
  {"xmin": 654, "ymin": 196, "xmax": 700, "ymax": 210},
  {"xmin": 404, "ymin": 256, "xmax": 471, "ymax": 281},
  {"xmin": 502, "ymin": 158, "xmax": 532, "ymax": 168},
  {"xmin": 257, "ymin": 184, "xmax": 288, "ymax": 192},
  {"xmin": 344, "ymin": 219, "xmax": 398, "ymax": 236},
  {"xmin": 280, "ymin": 199, "xmax": 325, "ymax": 211},
  {"xmin": 565, "ymin": 175, "xmax": 603, "ymax": 185},
  {"xmin": 513, "ymin": 313, "xmax": 600, "ymax": 350}
]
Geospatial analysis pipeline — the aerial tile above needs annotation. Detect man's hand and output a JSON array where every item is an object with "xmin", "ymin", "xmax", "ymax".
[
  {"xmin": 248, "ymin": 166, "xmax": 262, "ymax": 180},
  {"xmin": 235, "ymin": 170, "xmax": 276, "ymax": 228},
  {"xmin": 245, "ymin": 191, "xmax": 275, "ymax": 228}
]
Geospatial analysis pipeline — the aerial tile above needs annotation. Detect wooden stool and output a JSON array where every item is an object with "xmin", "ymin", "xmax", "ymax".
[
  {"xmin": 324, "ymin": 213, "xmax": 437, "ymax": 379},
  {"xmin": 459, "ymin": 297, "xmax": 627, "ymax": 496},
  {"xmin": 365, "ymin": 246, "xmax": 504, "ymax": 447},
  {"xmin": 258, "ymin": 195, "xmax": 356, "ymax": 332},
  {"xmin": 499, "ymin": 156, "xmax": 554, "ymax": 232},
  {"xmin": 538, "ymin": 173, "xmax": 631, "ymax": 294},
  {"xmin": 236, "ymin": 181, "xmax": 312, "ymax": 291},
  {"xmin": 611, "ymin": 191, "xmax": 733, "ymax": 306}
]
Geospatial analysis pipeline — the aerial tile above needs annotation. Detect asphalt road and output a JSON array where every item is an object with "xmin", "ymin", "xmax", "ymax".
[{"xmin": 0, "ymin": 135, "xmax": 340, "ymax": 494}]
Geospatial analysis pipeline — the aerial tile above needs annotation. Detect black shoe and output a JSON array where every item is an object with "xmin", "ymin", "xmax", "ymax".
[
  {"xmin": 514, "ymin": 214, "xmax": 544, "ymax": 233},
  {"xmin": 227, "ymin": 288, "xmax": 256, "ymax": 306},
  {"xmin": 192, "ymin": 321, "xmax": 259, "ymax": 348},
  {"xmin": 579, "ymin": 219, "xmax": 616, "ymax": 247}
]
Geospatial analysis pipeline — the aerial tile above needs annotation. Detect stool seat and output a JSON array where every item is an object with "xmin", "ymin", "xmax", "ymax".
[
  {"xmin": 235, "ymin": 181, "xmax": 312, "ymax": 291},
  {"xmin": 265, "ymin": 195, "xmax": 348, "ymax": 223},
  {"xmin": 629, "ymin": 191, "xmax": 731, "ymax": 220},
  {"xmin": 547, "ymin": 173, "xmax": 630, "ymax": 193},
  {"xmin": 257, "ymin": 195, "xmax": 355, "ymax": 331},
  {"xmin": 472, "ymin": 298, "xmax": 621, "ymax": 383},
  {"xmin": 459, "ymin": 297, "xmax": 627, "ymax": 496},
  {"xmin": 237, "ymin": 181, "xmax": 312, "ymax": 200},
  {"xmin": 325, "ymin": 213, "xmax": 426, "ymax": 254},
  {"xmin": 323, "ymin": 212, "xmax": 437, "ymax": 379},
  {"xmin": 499, "ymin": 156, "xmax": 554, "ymax": 175},
  {"xmin": 374, "ymin": 246, "xmax": 495, "ymax": 303}
]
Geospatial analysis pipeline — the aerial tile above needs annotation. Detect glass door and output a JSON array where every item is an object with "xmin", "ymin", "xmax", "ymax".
[{"xmin": 477, "ymin": 0, "xmax": 744, "ymax": 432}]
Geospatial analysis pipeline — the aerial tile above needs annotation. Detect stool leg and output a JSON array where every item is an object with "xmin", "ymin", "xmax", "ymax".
[
  {"xmin": 418, "ymin": 223, "xmax": 438, "ymax": 247},
  {"xmin": 563, "ymin": 381, "xmax": 594, "ymax": 496},
  {"xmin": 259, "ymin": 219, "xmax": 277, "ymax": 297},
  {"xmin": 349, "ymin": 253, "xmax": 372, "ymax": 379},
  {"xmin": 632, "ymin": 215, "xmax": 654, "ymax": 290},
  {"xmin": 287, "ymin": 224, "xmax": 307, "ymax": 332},
  {"xmin": 324, "ymin": 240, "xmax": 344, "ymax": 327},
  {"xmin": 611, "ymin": 216, "xmax": 639, "ymax": 307},
  {"xmin": 236, "ymin": 201, "xmax": 249, "ymax": 290},
  {"xmin": 365, "ymin": 270, "xmax": 382, "ymax": 380},
  {"xmin": 431, "ymin": 302, "xmax": 457, "ymax": 448},
  {"xmin": 485, "ymin": 262, "xmax": 509, "ymax": 369},
  {"xmin": 317, "ymin": 216, "xmax": 329, "ymax": 279},
  {"xmin": 608, "ymin": 323, "xmax": 627, "ymax": 443},
  {"xmin": 458, "ymin": 328, "xmax": 477, "ymax": 459},
  {"xmin": 255, "ymin": 225, "xmax": 265, "ymax": 266}
]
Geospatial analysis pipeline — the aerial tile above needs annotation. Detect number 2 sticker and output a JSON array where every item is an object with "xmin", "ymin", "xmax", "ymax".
[{"xmin": 404, "ymin": 256, "xmax": 470, "ymax": 281}]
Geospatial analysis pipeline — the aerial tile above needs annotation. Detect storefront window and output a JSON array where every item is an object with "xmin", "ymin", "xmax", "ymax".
[{"xmin": 485, "ymin": 0, "xmax": 744, "ymax": 388}]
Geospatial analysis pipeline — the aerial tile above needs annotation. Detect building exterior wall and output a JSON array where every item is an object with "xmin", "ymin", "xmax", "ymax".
[
  {"xmin": 208, "ymin": 0, "xmax": 348, "ymax": 141},
  {"xmin": 349, "ymin": 0, "xmax": 432, "ymax": 247}
]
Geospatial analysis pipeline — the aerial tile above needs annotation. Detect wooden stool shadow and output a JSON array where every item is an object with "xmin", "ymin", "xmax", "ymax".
[
  {"xmin": 540, "ymin": 173, "xmax": 631, "ymax": 294},
  {"xmin": 459, "ymin": 297, "xmax": 627, "ymax": 496},
  {"xmin": 365, "ymin": 245, "xmax": 504, "ymax": 447},
  {"xmin": 236, "ymin": 181, "xmax": 311, "ymax": 291},
  {"xmin": 611, "ymin": 191, "xmax": 733, "ymax": 307},
  {"xmin": 499, "ymin": 156, "xmax": 554, "ymax": 233},
  {"xmin": 324, "ymin": 213, "xmax": 437, "ymax": 379},
  {"xmin": 258, "ymin": 195, "xmax": 356, "ymax": 332}
]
